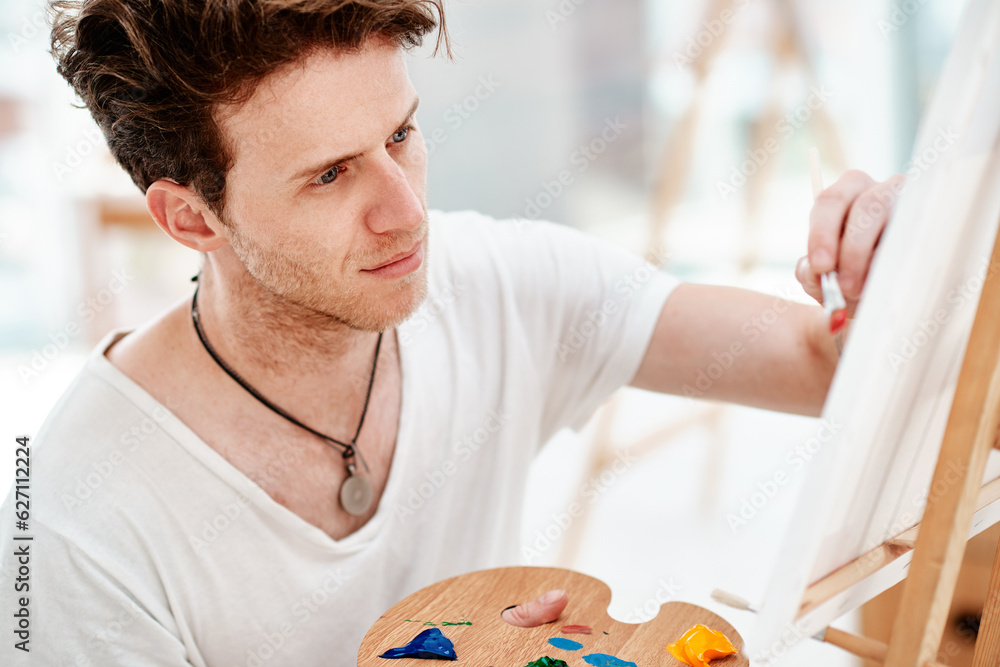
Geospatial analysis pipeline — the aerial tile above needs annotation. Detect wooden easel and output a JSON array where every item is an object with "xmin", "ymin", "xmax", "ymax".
[
  {"xmin": 796, "ymin": 218, "xmax": 1000, "ymax": 667},
  {"xmin": 884, "ymin": 217, "xmax": 1000, "ymax": 666}
]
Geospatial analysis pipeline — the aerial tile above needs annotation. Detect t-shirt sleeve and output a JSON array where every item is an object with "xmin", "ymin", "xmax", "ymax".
[
  {"xmin": 482, "ymin": 216, "xmax": 682, "ymax": 442},
  {"xmin": 0, "ymin": 517, "xmax": 196, "ymax": 666}
]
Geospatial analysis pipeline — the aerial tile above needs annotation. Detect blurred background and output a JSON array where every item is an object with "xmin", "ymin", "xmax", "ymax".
[{"xmin": 0, "ymin": 0, "xmax": 985, "ymax": 664}]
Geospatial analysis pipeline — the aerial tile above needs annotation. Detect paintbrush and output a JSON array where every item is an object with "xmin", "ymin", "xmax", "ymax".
[
  {"xmin": 711, "ymin": 588, "xmax": 758, "ymax": 613},
  {"xmin": 711, "ymin": 588, "xmax": 886, "ymax": 661},
  {"xmin": 808, "ymin": 148, "xmax": 848, "ymax": 334}
]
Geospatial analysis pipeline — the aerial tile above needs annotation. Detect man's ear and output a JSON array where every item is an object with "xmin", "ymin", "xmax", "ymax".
[{"xmin": 145, "ymin": 179, "xmax": 230, "ymax": 252}]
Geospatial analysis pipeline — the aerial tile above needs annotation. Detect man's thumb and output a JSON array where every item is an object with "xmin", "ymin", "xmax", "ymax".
[{"xmin": 501, "ymin": 589, "xmax": 568, "ymax": 627}]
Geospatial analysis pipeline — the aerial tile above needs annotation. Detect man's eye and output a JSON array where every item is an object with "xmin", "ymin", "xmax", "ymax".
[
  {"xmin": 390, "ymin": 126, "xmax": 410, "ymax": 144},
  {"xmin": 316, "ymin": 166, "xmax": 342, "ymax": 185}
]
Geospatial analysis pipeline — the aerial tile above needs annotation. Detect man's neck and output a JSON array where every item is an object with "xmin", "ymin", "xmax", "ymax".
[{"xmin": 193, "ymin": 261, "xmax": 384, "ymax": 396}]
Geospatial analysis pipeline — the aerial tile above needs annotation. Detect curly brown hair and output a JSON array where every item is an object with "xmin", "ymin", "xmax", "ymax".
[{"xmin": 50, "ymin": 0, "xmax": 448, "ymax": 218}]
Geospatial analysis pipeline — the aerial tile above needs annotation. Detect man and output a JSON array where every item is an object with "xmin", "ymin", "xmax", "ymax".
[{"xmin": 0, "ymin": 0, "xmax": 902, "ymax": 664}]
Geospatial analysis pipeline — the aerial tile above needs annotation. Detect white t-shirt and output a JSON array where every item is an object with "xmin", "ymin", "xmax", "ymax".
[{"xmin": 0, "ymin": 210, "xmax": 680, "ymax": 666}]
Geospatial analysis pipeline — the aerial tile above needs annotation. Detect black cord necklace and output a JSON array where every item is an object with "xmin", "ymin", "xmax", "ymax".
[{"xmin": 190, "ymin": 283, "xmax": 382, "ymax": 516}]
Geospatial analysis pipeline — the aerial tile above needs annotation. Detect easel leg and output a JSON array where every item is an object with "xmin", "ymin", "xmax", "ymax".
[
  {"xmin": 884, "ymin": 224, "xmax": 1000, "ymax": 666},
  {"xmin": 972, "ymin": 530, "xmax": 1000, "ymax": 667}
]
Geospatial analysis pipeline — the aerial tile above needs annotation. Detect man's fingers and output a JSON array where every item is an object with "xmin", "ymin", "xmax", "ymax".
[
  {"xmin": 838, "ymin": 174, "xmax": 905, "ymax": 298},
  {"xmin": 501, "ymin": 589, "xmax": 568, "ymax": 627},
  {"xmin": 795, "ymin": 256, "xmax": 823, "ymax": 305},
  {"xmin": 808, "ymin": 170, "xmax": 876, "ymax": 274}
]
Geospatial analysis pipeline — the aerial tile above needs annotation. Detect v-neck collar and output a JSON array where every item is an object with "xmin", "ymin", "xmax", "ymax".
[{"xmin": 88, "ymin": 327, "xmax": 414, "ymax": 553}]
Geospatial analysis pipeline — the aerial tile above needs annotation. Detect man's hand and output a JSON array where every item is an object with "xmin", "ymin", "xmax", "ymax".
[
  {"xmin": 632, "ymin": 167, "xmax": 904, "ymax": 414},
  {"xmin": 796, "ymin": 170, "xmax": 906, "ymax": 316},
  {"xmin": 632, "ymin": 168, "xmax": 906, "ymax": 415},
  {"xmin": 501, "ymin": 589, "xmax": 568, "ymax": 627}
]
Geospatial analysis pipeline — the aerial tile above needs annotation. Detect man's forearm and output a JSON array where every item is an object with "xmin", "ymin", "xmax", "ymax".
[{"xmin": 632, "ymin": 283, "xmax": 840, "ymax": 417}]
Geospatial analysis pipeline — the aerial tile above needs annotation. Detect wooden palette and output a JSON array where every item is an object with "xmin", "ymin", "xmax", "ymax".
[{"xmin": 358, "ymin": 566, "xmax": 748, "ymax": 666}]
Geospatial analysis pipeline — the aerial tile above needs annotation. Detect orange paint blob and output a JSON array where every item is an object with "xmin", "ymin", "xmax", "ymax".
[{"xmin": 666, "ymin": 624, "xmax": 737, "ymax": 667}]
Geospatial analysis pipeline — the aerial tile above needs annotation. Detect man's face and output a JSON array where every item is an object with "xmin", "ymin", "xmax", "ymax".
[{"xmin": 214, "ymin": 37, "xmax": 429, "ymax": 332}]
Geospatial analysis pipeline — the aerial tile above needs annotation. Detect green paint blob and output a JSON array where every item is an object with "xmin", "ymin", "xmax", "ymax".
[
  {"xmin": 403, "ymin": 617, "xmax": 472, "ymax": 627},
  {"xmin": 524, "ymin": 657, "xmax": 569, "ymax": 667}
]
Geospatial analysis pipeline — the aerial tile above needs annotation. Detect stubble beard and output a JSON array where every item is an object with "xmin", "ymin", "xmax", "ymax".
[{"xmin": 227, "ymin": 226, "xmax": 431, "ymax": 337}]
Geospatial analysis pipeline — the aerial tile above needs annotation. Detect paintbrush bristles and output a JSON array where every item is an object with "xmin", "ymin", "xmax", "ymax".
[
  {"xmin": 710, "ymin": 590, "xmax": 838, "ymax": 651},
  {"xmin": 710, "ymin": 589, "xmax": 757, "ymax": 612}
]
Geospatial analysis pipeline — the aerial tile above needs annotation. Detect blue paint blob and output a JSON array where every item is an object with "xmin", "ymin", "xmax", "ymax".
[
  {"xmin": 547, "ymin": 637, "xmax": 583, "ymax": 651},
  {"xmin": 379, "ymin": 628, "xmax": 457, "ymax": 660},
  {"xmin": 582, "ymin": 653, "xmax": 637, "ymax": 667}
]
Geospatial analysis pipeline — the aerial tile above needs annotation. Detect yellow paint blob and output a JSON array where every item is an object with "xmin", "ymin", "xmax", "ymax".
[{"xmin": 666, "ymin": 624, "xmax": 737, "ymax": 667}]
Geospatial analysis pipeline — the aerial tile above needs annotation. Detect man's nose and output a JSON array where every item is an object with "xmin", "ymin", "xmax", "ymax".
[{"xmin": 363, "ymin": 151, "xmax": 424, "ymax": 235}]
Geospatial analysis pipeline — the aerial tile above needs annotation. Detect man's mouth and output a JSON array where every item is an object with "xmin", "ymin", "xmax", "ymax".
[{"xmin": 361, "ymin": 238, "xmax": 425, "ymax": 278}]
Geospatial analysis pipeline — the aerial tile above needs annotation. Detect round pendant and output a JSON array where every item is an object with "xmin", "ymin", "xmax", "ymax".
[{"xmin": 340, "ymin": 471, "xmax": 374, "ymax": 516}]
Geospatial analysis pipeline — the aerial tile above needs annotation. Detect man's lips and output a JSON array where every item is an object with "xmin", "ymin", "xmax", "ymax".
[
  {"xmin": 367, "ymin": 240, "xmax": 422, "ymax": 270},
  {"xmin": 361, "ymin": 238, "xmax": 425, "ymax": 278}
]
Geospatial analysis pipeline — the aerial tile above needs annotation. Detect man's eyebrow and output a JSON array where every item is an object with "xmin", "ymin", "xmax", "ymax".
[{"xmin": 288, "ymin": 96, "xmax": 420, "ymax": 184}]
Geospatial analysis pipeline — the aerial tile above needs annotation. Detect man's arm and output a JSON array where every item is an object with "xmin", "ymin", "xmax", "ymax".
[
  {"xmin": 0, "ymin": 513, "xmax": 196, "ymax": 667},
  {"xmin": 630, "ymin": 283, "xmax": 838, "ymax": 416},
  {"xmin": 631, "ymin": 169, "xmax": 902, "ymax": 416}
]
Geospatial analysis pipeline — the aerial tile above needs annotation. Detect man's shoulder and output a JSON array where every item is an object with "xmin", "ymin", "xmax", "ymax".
[
  {"xmin": 17, "ymin": 339, "xmax": 179, "ymax": 524},
  {"xmin": 34, "ymin": 346, "xmax": 148, "ymax": 451},
  {"xmin": 428, "ymin": 209, "xmax": 572, "ymax": 243},
  {"xmin": 426, "ymin": 209, "xmax": 590, "ymax": 279},
  {"xmin": 427, "ymin": 208, "xmax": 509, "ymax": 252}
]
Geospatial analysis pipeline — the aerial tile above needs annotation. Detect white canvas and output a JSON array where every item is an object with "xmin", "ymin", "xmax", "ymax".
[{"xmin": 750, "ymin": 0, "xmax": 1000, "ymax": 660}]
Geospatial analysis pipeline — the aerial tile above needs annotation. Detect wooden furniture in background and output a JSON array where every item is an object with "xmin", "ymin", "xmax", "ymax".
[
  {"xmin": 648, "ymin": 0, "xmax": 846, "ymax": 270},
  {"xmin": 557, "ymin": 0, "xmax": 852, "ymax": 570},
  {"xmin": 77, "ymin": 195, "xmax": 157, "ymax": 344}
]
